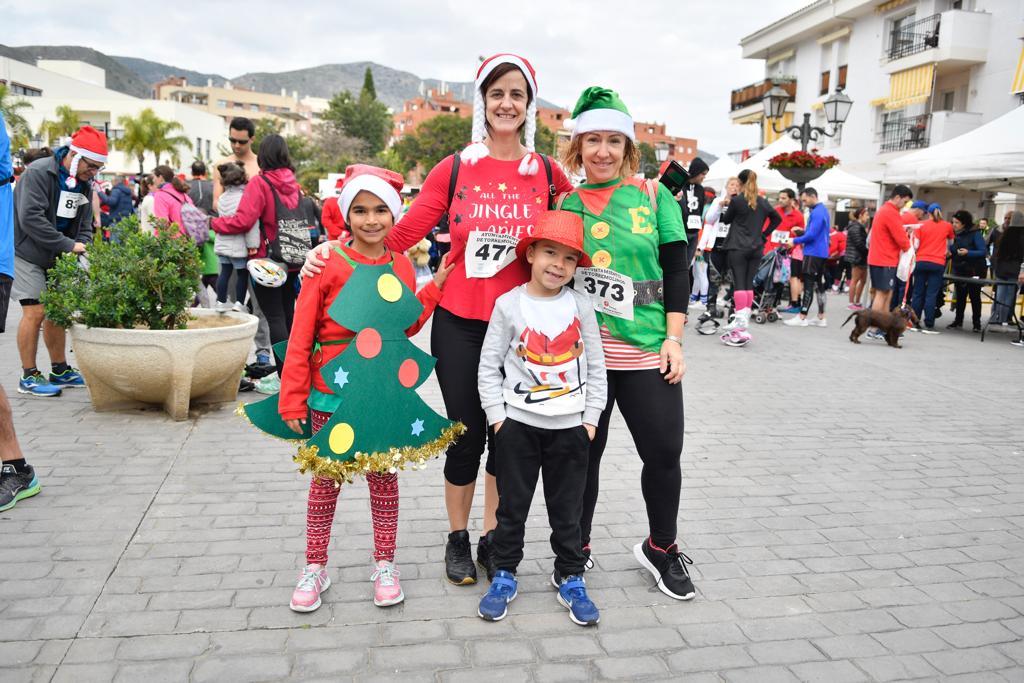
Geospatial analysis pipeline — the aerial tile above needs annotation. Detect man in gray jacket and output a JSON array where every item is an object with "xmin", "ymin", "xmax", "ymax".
[{"xmin": 12, "ymin": 126, "xmax": 105, "ymax": 396}]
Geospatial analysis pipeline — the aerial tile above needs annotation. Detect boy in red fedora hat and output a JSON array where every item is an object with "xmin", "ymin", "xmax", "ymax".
[{"xmin": 476, "ymin": 210, "xmax": 606, "ymax": 626}]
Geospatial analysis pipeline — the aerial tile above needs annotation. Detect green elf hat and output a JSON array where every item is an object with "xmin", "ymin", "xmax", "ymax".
[{"xmin": 565, "ymin": 86, "xmax": 635, "ymax": 141}]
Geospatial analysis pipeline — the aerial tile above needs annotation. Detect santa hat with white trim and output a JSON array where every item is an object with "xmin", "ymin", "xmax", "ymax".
[
  {"xmin": 564, "ymin": 87, "xmax": 636, "ymax": 141},
  {"xmin": 66, "ymin": 126, "xmax": 108, "ymax": 188},
  {"xmin": 460, "ymin": 53, "xmax": 540, "ymax": 177},
  {"xmin": 338, "ymin": 164, "xmax": 404, "ymax": 220}
]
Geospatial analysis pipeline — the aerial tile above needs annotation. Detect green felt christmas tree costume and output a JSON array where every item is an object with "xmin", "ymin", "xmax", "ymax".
[{"xmin": 241, "ymin": 253, "xmax": 464, "ymax": 482}]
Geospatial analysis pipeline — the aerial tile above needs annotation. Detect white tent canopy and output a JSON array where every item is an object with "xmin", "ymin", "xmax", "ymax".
[
  {"xmin": 882, "ymin": 105, "xmax": 1024, "ymax": 193},
  {"xmin": 705, "ymin": 136, "xmax": 879, "ymax": 200}
]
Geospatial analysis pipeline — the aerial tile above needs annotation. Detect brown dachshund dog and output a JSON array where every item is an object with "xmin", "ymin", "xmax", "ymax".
[{"xmin": 842, "ymin": 307, "xmax": 919, "ymax": 347}]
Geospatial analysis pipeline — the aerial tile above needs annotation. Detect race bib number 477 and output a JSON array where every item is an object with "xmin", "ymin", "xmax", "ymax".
[{"xmin": 465, "ymin": 231, "xmax": 518, "ymax": 279}]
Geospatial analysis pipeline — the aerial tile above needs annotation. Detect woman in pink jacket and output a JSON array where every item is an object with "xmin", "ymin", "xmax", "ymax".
[{"xmin": 151, "ymin": 165, "xmax": 194, "ymax": 235}]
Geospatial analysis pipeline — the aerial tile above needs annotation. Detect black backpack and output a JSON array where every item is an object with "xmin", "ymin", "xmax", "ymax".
[{"xmin": 259, "ymin": 176, "xmax": 314, "ymax": 268}]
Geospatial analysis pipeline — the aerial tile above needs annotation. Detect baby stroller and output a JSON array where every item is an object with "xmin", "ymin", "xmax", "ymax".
[{"xmin": 751, "ymin": 247, "xmax": 787, "ymax": 324}]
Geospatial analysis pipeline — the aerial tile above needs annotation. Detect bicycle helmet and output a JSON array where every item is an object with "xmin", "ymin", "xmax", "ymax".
[{"xmin": 246, "ymin": 258, "xmax": 287, "ymax": 288}]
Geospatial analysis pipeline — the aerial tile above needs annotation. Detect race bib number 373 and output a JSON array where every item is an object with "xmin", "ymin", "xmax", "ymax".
[
  {"xmin": 574, "ymin": 267, "xmax": 635, "ymax": 320},
  {"xmin": 465, "ymin": 231, "xmax": 518, "ymax": 279}
]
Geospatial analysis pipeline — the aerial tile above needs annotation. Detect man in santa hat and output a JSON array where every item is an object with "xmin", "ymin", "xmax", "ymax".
[{"xmin": 11, "ymin": 125, "xmax": 104, "ymax": 397}]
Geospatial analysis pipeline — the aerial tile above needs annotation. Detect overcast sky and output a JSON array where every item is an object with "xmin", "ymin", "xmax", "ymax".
[{"xmin": 3, "ymin": 0, "xmax": 810, "ymax": 157}]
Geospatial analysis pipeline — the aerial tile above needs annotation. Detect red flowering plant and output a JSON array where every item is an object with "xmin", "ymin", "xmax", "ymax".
[{"xmin": 768, "ymin": 149, "xmax": 839, "ymax": 170}]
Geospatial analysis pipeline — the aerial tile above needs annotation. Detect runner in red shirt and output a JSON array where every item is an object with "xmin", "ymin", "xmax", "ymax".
[
  {"xmin": 867, "ymin": 185, "xmax": 913, "ymax": 325},
  {"xmin": 320, "ymin": 179, "xmax": 347, "ymax": 241},
  {"xmin": 766, "ymin": 189, "xmax": 805, "ymax": 310},
  {"xmin": 910, "ymin": 203, "xmax": 954, "ymax": 330}
]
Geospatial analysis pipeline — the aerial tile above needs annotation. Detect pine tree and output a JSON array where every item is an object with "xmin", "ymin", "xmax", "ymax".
[{"xmin": 361, "ymin": 67, "xmax": 377, "ymax": 101}]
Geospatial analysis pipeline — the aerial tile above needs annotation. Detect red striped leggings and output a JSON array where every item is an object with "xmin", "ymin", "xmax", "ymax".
[{"xmin": 306, "ymin": 409, "xmax": 399, "ymax": 565}]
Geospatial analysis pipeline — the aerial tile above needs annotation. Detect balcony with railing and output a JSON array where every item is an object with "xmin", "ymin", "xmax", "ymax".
[
  {"xmin": 879, "ymin": 113, "xmax": 930, "ymax": 152},
  {"xmin": 884, "ymin": 10, "xmax": 990, "ymax": 74},
  {"xmin": 731, "ymin": 78, "xmax": 796, "ymax": 112},
  {"xmin": 887, "ymin": 14, "xmax": 940, "ymax": 61},
  {"xmin": 729, "ymin": 78, "xmax": 796, "ymax": 124}
]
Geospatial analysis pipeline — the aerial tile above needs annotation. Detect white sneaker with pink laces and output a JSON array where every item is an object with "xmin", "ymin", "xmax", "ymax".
[
  {"xmin": 290, "ymin": 563, "xmax": 331, "ymax": 612},
  {"xmin": 371, "ymin": 560, "xmax": 404, "ymax": 607}
]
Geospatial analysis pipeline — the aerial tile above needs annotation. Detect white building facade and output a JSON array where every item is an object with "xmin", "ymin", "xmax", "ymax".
[
  {"xmin": 1, "ymin": 56, "xmax": 227, "ymax": 175},
  {"xmin": 731, "ymin": 0, "xmax": 1024, "ymax": 213}
]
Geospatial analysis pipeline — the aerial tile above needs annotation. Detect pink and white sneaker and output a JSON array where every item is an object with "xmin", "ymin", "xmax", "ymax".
[
  {"xmin": 720, "ymin": 329, "xmax": 751, "ymax": 347},
  {"xmin": 371, "ymin": 560, "xmax": 404, "ymax": 607},
  {"xmin": 290, "ymin": 563, "xmax": 331, "ymax": 612}
]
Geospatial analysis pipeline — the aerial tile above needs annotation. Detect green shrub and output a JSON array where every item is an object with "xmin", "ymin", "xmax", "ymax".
[{"xmin": 42, "ymin": 215, "xmax": 202, "ymax": 330}]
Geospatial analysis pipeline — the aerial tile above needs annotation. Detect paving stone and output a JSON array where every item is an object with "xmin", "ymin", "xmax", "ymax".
[
  {"xmin": 368, "ymin": 643, "xmax": 465, "ymax": 671},
  {"xmin": 789, "ymin": 659, "xmax": 870, "ymax": 682},
  {"xmin": 852, "ymin": 654, "xmax": 938, "ymax": 682},
  {"xmin": 746, "ymin": 640, "xmax": 826, "ymax": 665},
  {"xmin": 593, "ymin": 655, "xmax": 668, "ymax": 679},
  {"xmin": 114, "ymin": 659, "xmax": 194, "ymax": 683},
  {"xmin": 598, "ymin": 626, "xmax": 684, "ymax": 654},
  {"xmin": 667, "ymin": 644, "xmax": 756, "ymax": 672},
  {"xmin": 191, "ymin": 654, "xmax": 292, "ymax": 682},
  {"xmin": 534, "ymin": 634, "xmax": 604, "ymax": 659}
]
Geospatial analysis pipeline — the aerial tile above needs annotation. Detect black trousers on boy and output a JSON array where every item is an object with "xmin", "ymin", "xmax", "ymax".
[{"xmin": 489, "ymin": 419, "xmax": 589, "ymax": 578}]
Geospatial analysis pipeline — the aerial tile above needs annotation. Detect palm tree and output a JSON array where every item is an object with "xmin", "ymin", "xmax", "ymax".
[
  {"xmin": 37, "ymin": 105, "xmax": 80, "ymax": 145},
  {"xmin": 114, "ymin": 108, "xmax": 192, "ymax": 175},
  {"xmin": 0, "ymin": 84, "xmax": 33, "ymax": 150}
]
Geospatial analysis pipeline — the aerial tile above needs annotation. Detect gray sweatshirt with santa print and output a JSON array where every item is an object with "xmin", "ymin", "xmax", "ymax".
[{"xmin": 478, "ymin": 285, "xmax": 607, "ymax": 431}]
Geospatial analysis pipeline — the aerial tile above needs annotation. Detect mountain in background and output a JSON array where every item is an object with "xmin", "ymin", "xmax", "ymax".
[
  {"xmin": 0, "ymin": 44, "xmax": 559, "ymax": 111},
  {"xmin": 0, "ymin": 44, "xmax": 152, "ymax": 97}
]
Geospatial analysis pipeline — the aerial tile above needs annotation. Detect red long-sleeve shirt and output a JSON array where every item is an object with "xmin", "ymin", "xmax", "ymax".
[
  {"xmin": 210, "ymin": 168, "xmax": 300, "ymax": 259},
  {"xmin": 383, "ymin": 155, "xmax": 573, "ymax": 321},
  {"xmin": 764, "ymin": 205, "xmax": 805, "ymax": 255},
  {"xmin": 321, "ymin": 196, "xmax": 347, "ymax": 241},
  {"xmin": 278, "ymin": 244, "xmax": 442, "ymax": 420},
  {"xmin": 828, "ymin": 230, "xmax": 847, "ymax": 260},
  {"xmin": 868, "ymin": 200, "xmax": 912, "ymax": 267}
]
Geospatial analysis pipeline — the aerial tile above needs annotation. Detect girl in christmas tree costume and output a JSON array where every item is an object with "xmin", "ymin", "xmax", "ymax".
[
  {"xmin": 556, "ymin": 87, "xmax": 697, "ymax": 601},
  {"xmin": 246, "ymin": 164, "xmax": 458, "ymax": 612},
  {"xmin": 302, "ymin": 54, "xmax": 575, "ymax": 586}
]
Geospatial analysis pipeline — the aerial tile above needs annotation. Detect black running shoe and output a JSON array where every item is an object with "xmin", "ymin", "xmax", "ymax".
[
  {"xmin": 446, "ymin": 530, "xmax": 477, "ymax": 585},
  {"xmin": 476, "ymin": 532, "xmax": 496, "ymax": 582},
  {"xmin": 245, "ymin": 361, "xmax": 277, "ymax": 380},
  {"xmin": 633, "ymin": 537, "xmax": 696, "ymax": 600}
]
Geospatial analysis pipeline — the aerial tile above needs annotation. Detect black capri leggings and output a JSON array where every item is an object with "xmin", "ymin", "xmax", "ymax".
[
  {"xmin": 581, "ymin": 368, "xmax": 684, "ymax": 550},
  {"xmin": 727, "ymin": 247, "xmax": 762, "ymax": 291},
  {"xmin": 251, "ymin": 270, "xmax": 300, "ymax": 375},
  {"xmin": 431, "ymin": 306, "xmax": 496, "ymax": 486}
]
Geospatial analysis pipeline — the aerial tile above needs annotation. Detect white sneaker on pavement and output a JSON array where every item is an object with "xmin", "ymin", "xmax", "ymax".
[
  {"xmin": 784, "ymin": 316, "xmax": 808, "ymax": 327},
  {"xmin": 808, "ymin": 317, "xmax": 827, "ymax": 327}
]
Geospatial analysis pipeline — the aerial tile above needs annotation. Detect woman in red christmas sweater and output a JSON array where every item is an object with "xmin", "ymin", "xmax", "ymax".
[{"xmin": 303, "ymin": 54, "xmax": 573, "ymax": 585}]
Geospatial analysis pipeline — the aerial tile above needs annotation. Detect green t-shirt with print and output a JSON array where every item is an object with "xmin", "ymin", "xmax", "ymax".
[{"xmin": 560, "ymin": 178, "xmax": 686, "ymax": 353}]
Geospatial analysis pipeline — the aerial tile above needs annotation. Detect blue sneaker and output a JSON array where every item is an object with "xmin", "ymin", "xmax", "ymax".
[
  {"xmin": 17, "ymin": 372, "xmax": 62, "ymax": 397},
  {"xmin": 48, "ymin": 367, "xmax": 86, "ymax": 388},
  {"xmin": 557, "ymin": 575, "xmax": 600, "ymax": 626},
  {"xmin": 865, "ymin": 329, "xmax": 884, "ymax": 341},
  {"xmin": 477, "ymin": 570, "xmax": 517, "ymax": 621},
  {"xmin": 0, "ymin": 463, "xmax": 41, "ymax": 512}
]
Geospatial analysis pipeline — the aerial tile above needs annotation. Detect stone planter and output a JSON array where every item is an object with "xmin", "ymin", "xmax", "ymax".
[
  {"xmin": 774, "ymin": 166, "xmax": 827, "ymax": 185},
  {"xmin": 69, "ymin": 308, "xmax": 258, "ymax": 420}
]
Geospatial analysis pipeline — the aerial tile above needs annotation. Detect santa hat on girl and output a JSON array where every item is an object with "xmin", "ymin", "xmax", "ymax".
[
  {"xmin": 66, "ymin": 126, "xmax": 108, "ymax": 188},
  {"xmin": 460, "ymin": 53, "xmax": 540, "ymax": 177},
  {"xmin": 338, "ymin": 164, "xmax": 404, "ymax": 220}
]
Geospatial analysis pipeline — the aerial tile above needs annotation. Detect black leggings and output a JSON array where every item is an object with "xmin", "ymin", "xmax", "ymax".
[
  {"xmin": 705, "ymin": 249, "xmax": 729, "ymax": 307},
  {"xmin": 800, "ymin": 255, "xmax": 828, "ymax": 316},
  {"xmin": 251, "ymin": 270, "xmax": 300, "ymax": 374},
  {"xmin": 431, "ymin": 306, "xmax": 496, "ymax": 486},
  {"xmin": 216, "ymin": 262, "xmax": 249, "ymax": 304},
  {"xmin": 727, "ymin": 247, "xmax": 761, "ymax": 292},
  {"xmin": 581, "ymin": 368, "xmax": 684, "ymax": 549}
]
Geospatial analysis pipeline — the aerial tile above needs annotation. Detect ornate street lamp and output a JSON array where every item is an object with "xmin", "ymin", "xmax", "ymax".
[
  {"xmin": 655, "ymin": 142, "xmax": 669, "ymax": 163},
  {"xmin": 762, "ymin": 86, "xmax": 853, "ymax": 152}
]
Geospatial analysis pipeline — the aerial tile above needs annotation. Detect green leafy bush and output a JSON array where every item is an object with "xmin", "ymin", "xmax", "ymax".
[{"xmin": 42, "ymin": 215, "xmax": 201, "ymax": 330}]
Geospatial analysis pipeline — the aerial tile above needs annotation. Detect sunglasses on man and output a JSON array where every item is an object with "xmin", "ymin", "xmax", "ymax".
[{"xmin": 229, "ymin": 137, "xmax": 251, "ymax": 146}]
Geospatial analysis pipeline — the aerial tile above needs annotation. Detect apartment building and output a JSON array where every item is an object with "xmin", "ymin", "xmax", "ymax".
[
  {"xmin": 153, "ymin": 77, "xmax": 315, "ymax": 137},
  {"xmin": 730, "ymin": 0, "xmax": 1023, "ymax": 181},
  {"xmin": 391, "ymin": 90, "xmax": 698, "ymax": 167},
  {"xmin": 1, "ymin": 56, "xmax": 226, "ymax": 173}
]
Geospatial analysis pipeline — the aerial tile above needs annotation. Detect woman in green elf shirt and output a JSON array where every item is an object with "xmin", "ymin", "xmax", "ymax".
[{"xmin": 557, "ymin": 87, "xmax": 695, "ymax": 601}]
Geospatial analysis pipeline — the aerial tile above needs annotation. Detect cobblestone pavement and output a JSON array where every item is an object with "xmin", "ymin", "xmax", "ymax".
[{"xmin": 1, "ymin": 303, "xmax": 1023, "ymax": 682}]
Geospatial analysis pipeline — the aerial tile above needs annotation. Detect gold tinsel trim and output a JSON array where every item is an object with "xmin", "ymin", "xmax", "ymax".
[
  {"xmin": 234, "ymin": 402, "xmax": 307, "ymax": 443},
  {"xmin": 294, "ymin": 422, "xmax": 467, "ymax": 483}
]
